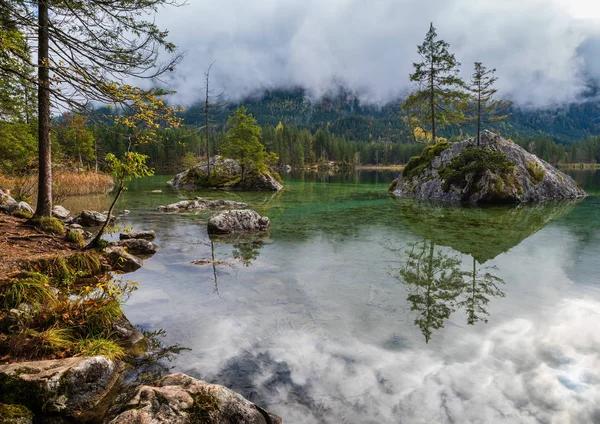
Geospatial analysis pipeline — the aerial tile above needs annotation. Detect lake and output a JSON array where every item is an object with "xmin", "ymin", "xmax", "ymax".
[{"xmin": 63, "ymin": 169, "xmax": 600, "ymax": 423}]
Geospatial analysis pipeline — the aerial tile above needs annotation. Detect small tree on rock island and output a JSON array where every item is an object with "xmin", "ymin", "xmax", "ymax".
[
  {"xmin": 221, "ymin": 106, "xmax": 268, "ymax": 180},
  {"xmin": 466, "ymin": 62, "xmax": 512, "ymax": 146},
  {"xmin": 402, "ymin": 22, "xmax": 467, "ymax": 143}
]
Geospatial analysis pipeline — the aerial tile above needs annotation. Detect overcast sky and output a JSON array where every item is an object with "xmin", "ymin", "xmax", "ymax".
[{"xmin": 154, "ymin": 0, "xmax": 600, "ymax": 108}]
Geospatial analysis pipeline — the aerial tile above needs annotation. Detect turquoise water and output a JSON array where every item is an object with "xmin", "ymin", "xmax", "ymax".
[{"xmin": 71, "ymin": 171, "xmax": 600, "ymax": 423}]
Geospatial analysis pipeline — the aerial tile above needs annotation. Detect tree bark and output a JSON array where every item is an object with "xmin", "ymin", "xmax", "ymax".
[{"xmin": 35, "ymin": 0, "xmax": 52, "ymax": 217}]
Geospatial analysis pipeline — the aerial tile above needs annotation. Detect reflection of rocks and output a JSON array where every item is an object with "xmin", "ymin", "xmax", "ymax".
[
  {"xmin": 0, "ymin": 356, "xmax": 121, "ymax": 422},
  {"xmin": 110, "ymin": 373, "xmax": 282, "ymax": 424},
  {"xmin": 207, "ymin": 210, "xmax": 270, "ymax": 234},
  {"xmin": 396, "ymin": 199, "xmax": 580, "ymax": 263},
  {"xmin": 158, "ymin": 197, "xmax": 247, "ymax": 213}
]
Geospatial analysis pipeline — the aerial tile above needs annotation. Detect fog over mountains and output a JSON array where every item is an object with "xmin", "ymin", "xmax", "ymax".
[{"xmin": 155, "ymin": 0, "xmax": 600, "ymax": 108}]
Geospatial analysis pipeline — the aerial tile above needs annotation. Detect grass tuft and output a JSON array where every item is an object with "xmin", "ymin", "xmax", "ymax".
[
  {"xmin": 12, "ymin": 210, "xmax": 33, "ymax": 220},
  {"xmin": 0, "ymin": 273, "xmax": 55, "ymax": 309},
  {"xmin": 73, "ymin": 337, "xmax": 125, "ymax": 360},
  {"xmin": 66, "ymin": 229, "xmax": 85, "ymax": 248},
  {"xmin": 29, "ymin": 216, "xmax": 65, "ymax": 235},
  {"xmin": 23, "ymin": 326, "xmax": 73, "ymax": 354}
]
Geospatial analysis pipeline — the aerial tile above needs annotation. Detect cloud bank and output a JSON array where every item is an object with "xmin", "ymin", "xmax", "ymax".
[{"xmin": 154, "ymin": 0, "xmax": 600, "ymax": 107}]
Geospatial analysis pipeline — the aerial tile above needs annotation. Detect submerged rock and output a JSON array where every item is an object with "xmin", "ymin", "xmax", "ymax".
[
  {"xmin": 110, "ymin": 373, "xmax": 282, "ymax": 424},
  {"xmin": 52, "ymin": 205, "xmax": 70, "ymax": 220},
  {"xmin": 158, "ymin": 197, "xmax": 247, "ymax": 212},
  {"xmin": 119, "ymin": 230, "xmax": 156, "ymax": 241},
  {"xmin": 207, "ymin": 210, "xmax": 270, "ymax": 234},
  {"xmin": 392, "ymin": 130, "xmax": 586, "ymax": 203},
  {"xmin": 168, "ymin": 155, "xmax": 283, "ymax": 191},
  {"xmin": 0, "ymin": 356, "xmax": 121, "ymax": 422}
]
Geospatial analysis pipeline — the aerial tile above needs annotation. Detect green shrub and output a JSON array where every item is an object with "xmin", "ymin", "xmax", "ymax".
[
  {"xmin": 29, "ymin": 216, "xmax": 64, "ymax": 235},
  {"xmin": 403, "ymin": 141, "xmax": 451, "ymax": 180}
]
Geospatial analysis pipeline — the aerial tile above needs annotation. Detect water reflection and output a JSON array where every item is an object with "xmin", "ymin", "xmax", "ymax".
[
  {"xmin": 396, "ymin": 200, "xmax": 580, "ymax": 263},
  {"xmin": 393, "ymin": 240, "xmax": 505, "ymax": 342}
]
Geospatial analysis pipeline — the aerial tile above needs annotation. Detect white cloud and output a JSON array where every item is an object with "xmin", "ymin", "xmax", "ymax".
[{"xmin": 152, "ymin": 0, "xmax": 600, "ymax": 107}]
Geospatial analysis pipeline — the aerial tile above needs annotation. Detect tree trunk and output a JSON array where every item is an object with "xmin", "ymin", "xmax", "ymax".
[
  {"xmin": 477, "ymin": 80, "xmax": 481, "ymax": 147},
  {"xmin": 35, "ymin": 0, "xmax": 52, "ymax": 217},
  {"xmin": 430, "ymin": 56, "xmax": 436, "ymax": 143}
]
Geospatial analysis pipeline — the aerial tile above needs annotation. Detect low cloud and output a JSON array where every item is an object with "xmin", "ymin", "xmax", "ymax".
[{"xmin": 153, "ymin": 0, "xmax": 600, "ymax": 107}]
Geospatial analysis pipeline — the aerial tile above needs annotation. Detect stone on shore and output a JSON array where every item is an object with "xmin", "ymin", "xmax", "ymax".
[
  {"xmin": 110, "ymin": 238, "xmax": 158, "ymax": 256},
  {"xmin": 110, "ymin": 373, "xmax": 282, "ymax": 424},
  {"xmin": 105, "ymin": 246, "xmax": 143, "ymax": 272},
  {"xmin": 74, "ymin": 210, "xmax": 109, "ymax": 227},
  {"xmin": 0, "ymin": 356, "xmax": 120, "ymax": 422},
  {"xmin": 52, "ymin": 205, "xmax": 70, "ymax": 220},
  {"xmin": 207, "ymin": 210, "xmax": 270, "ymax": 234}
]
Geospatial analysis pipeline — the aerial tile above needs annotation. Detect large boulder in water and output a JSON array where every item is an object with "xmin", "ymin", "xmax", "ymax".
[
  {"xmin": 391, "ymin": 130, "xmax": 586, "ymax": 203},
  {"xmin": 207, "ymin": 209, "xmax": 270, "ymax": 234},
  {"xmin": 110, "ymin": 373, "xmax": 282, "ymax": 424},
  {"xmin": 168, "ymin": 155, "xmax": 283, "ymax": 191}
]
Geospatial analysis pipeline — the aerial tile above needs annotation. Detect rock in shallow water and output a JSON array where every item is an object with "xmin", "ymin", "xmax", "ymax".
[
  {"xmin": 110, "ymin": 373, "xmax": 282, "ymax": 424},
  {"xmin": 207, "ymin": 209, "xmax": 270, "ymax": 234},
  {"xmin": 105, "ymin": 246, "xmax": 143, "ymax": 272},
  {"xmin": 110, "ymin": 238, "xmax": 158, "ymax": 255},
  {"xmin": 392, "ymin": 130, "xmax": 586, "ymax": 203},
  {"xmin": 52, "ymin": 205, "xmax": 70, "ymax": 220},
  {"xmin": 74, "ymin": 210, "xmax": 109, "ymax": 226},
  {"xmin": 119, "ymin": 230, "xmax": 156, "ymax": 241}
]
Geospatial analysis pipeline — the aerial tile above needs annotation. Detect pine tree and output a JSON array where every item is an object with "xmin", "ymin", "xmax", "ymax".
[
  {"xmin": 467, "ymin": 62, "xmax": 512, "ymax": 146},
  {"xmin": 4, "ymin": 0, "xmax": 182, "ymax": 216},
  {"xmin": 221, "ymin": 106, "xmax": 267, "ymax": 180},
  {"xmin": 402, "ymin": 22, "xmax": 466, "ymax": 143}
]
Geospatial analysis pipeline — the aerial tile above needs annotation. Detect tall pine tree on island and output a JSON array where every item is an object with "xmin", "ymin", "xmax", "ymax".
[
  {"xmin": 466, "ymin": 62, "xmax": 512, "ymax": 146},
  {"xmin": 402, "ymin": 22, "xmax": 467, "ymax": 143}
]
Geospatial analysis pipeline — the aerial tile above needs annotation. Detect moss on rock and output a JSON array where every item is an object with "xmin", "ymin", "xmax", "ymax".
[
  {"xmin": 0, "ymin": 403, "xmax": 33, "ymax": 423},
  {"xmin": 526, "ymin": 161, "xmax": 546, "ymax": 185},
  {"xmin": 403, "ymin": 141, "xmax": 450, "ymax": 180}
]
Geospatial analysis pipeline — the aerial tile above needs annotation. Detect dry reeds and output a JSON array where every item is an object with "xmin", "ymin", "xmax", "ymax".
[{"xmin": 0, "ymin": 170, "xmax": 113, "ymax": 203}]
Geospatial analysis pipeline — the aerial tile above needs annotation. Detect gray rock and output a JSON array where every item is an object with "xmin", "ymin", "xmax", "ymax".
[
  {"xmin": 119, "ymin": 230, "xmax": 156, "ymax": 241},
  {"xmin": 119, "ymin": 209, "xmax": 130, "ymax": 215},
  {"xmin": 110, "ymin": 238, "xmax": 158, "ymax": 256},
  {"xmin": 74, "ymin": 210, "xmax": 108, "ymax": 226},
  {"xmin": 68, "ymin": 223, "xmax": 83, "ymax": 230},
  {"xmin": 0, "ymin": 356, "xmax": 120, "ymax": 422},
  {"xmin": 0, "ymin": 189, "xmax": 17, "ymax": 205},
  {"xmin": 207, "ymin": 210, "xmax": 270, "ymax": 234},
  {"xmin": 15, "ymin": 202, "xmax": 34, "ymax": 214},
  {"xmin": 392, "ymin": 130, "xmax": 587, "ymax": 203},
  {"xmin": 111, "ymin": 315, "xmax": 145, "ymax": 349},
  {"xmin": 159, "ymin": 197, "xmax": 247, "ymax": 212},
  {"xmin": 52, "ymin": 205, "xmax": 70, "ymax": 220},
  {"xmin": 110, "ymin": 373, "xmax": 282, "ymax": 424},
  {"xmin": 105, "ymin": 246, "xmax": 143, "ymax": 272}
]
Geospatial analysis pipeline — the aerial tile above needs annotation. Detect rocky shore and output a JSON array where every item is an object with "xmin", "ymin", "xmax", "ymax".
[{"xmin": 0, "ymin": 204, "xmax": 280, "ymax": 423}]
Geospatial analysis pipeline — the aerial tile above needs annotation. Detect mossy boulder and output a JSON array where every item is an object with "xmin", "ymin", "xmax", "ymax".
[
  {"xmin": 0, "ymin": 356, "xmax": 121, "ymax": 422},
  {"xmin": 0, "ymin": 403, "xmax": 33, "ymax": 424},
  {"xmin": 391, "ymin": 130, "xmax": 586, "ymax": 203},
  {"xmin": 168, "ymin": 155, "xmax": 283, "ymax": 192},
  {"xmin": 110, "ymin": 373, "xmax": 281, "ymax": 424}
]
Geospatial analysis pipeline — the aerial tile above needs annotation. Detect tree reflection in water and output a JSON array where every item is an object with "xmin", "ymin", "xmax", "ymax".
[{"xmin": 394, "ymin": 240, "xmax": 505, "ymax": 342}]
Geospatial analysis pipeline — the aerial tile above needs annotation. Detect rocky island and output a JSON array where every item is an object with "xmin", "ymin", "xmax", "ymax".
[
  {"xmin": 168, "ymin": 155, "xmax": 283, "ymax": 192},
  {"xmin": 390, "ymin": 130, "xmax": 586, "ymax": 203}
]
